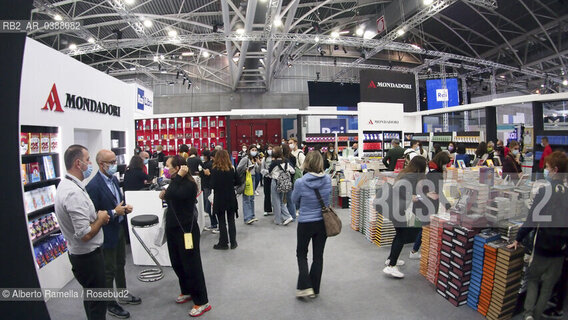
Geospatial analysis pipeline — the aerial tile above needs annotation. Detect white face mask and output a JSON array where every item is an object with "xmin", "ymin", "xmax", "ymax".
[
  {"xmin": 329, "ymin": 149, "xmax": 334, "ymax": 153},
  {"xmin": 289, "ymin": 143, "xmax": 295, "ymax": 150},
  {"xmin": 242, "ymin": 148, "xmax": 247, "ymax": 152},
  {"xmin": 512, "ymin": 149, "xmax": 520, "ymax": 156},
  {"xmin": 267, "ymin": 150, "xmax": 272, "ymax": 156}
]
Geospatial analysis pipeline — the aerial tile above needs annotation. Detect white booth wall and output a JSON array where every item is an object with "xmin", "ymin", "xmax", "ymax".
[{"xmin": 19, "ymin": 37, "xmax": 136, "ymax": 290}]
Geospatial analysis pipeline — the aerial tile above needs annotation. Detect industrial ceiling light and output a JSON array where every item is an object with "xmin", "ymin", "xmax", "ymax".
[
  {"xmin": 397, "ymin": 28, "xmax": 406, "ymax": 36},
  {"xmin": 160, "ymin": 55, "xmax": 165, "ymax": 60},
  {"xmin": 363, "ymin": 30, "xmax": 375, "ymax": 39},
  {"xmin": 334, "ymin": 44, "xmax": 339, "ymax": 50},
  {"xmin": 356, "ymin": 26, "xmax": 365, "ymax": 37},
  {"xmin": 161, "ymin": 70, "xmax": 166, "ymax": 74},
  {"xmin": 124, "ymin": 0, "xmax": 135, "ymax": 4},
  {"xmin": 69, "ymin": 43, "xmax": 77, "ymax": 50},
  {"xmin": 54, "ymin": 14, "xmax": 62, "ymax": 21},
  {"xmin": 331, "ymin": 31, "xmax": 340, "ymax": 38},
  {"xmin": 143, "ymin": 19, "xmax": 152, "ymax": 28},
  {"xmin": 563, "ymin": 79, "xmax": 568, "ymax": 86},
  {"xmin": 342, "ymin": 46, "xmax": 347, "ymax": 54},
  {"xmin": 314, "ymin": 36, "xmax": 320, "ymax": 42},
  {"xmin": 181, "ymin": 52, "xmax": 194, "ymax": 56},
  {"xmin": 176, "ymin": 71, "xmax": 180, "ymax": 79},
  {"xmin": 202, "ymin": 51, "xmax": 210, "ymax": 58},
  {"xmin": 129, "ymin": 67, "xmax": 136, "ymax": 71},
  {"xmin": 168, "ymin": 29, "xmax": 177, "ymax": 37},
  {"xmin": 153, "ymin": 56, "xmax": 159, "ymax": 62},
  {"xmin": 236, "ymin": 28, "xmax": 245, "ymax": 35},
  {"xmin": 423, "ymin": 0, "xmax": 434, "ymax": 5},
  {"xmin": 87, "ymin": 37, "xmax": 95, "ymax": 43},
  {"xmin": 187, "ymin": 79, "xmax": 192, "ymax": 90},
  {"xmin": 274, "ymin": 18, "xmax": 283, "ymax": 27}
]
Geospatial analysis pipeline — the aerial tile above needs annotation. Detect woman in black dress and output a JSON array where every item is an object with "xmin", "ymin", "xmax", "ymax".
[
  {"xmin": 210, "ymin": 150, "xmax": 241, "ymax": 250},
  {"xmin": 159, "ymin": 155, "xmax": 211, "ymax": 317}
]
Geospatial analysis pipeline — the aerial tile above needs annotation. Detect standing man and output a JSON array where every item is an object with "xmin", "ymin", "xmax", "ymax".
[
  {"xmin": 382, "ymin": 139, "xmax": 405, "ymax": 171},
  {"xmin": 139, "ymin": 151, "xmax": 150, "ymax": 175},
  {"xmin": 539, "ymin": 137, "xmax": 553, "ymax": 171},
  {"xmin": 352, "ymin": 143, "xmax": 359, "ymax": 157},
  {"xmin": 289, "ymin": 137, "xmax": 305, "ymax": 170},
  {"xmin": 152, "ymin": 145, "xmax": 165, "ymax": 165},
  {"xmin": 55, "ymin": 145, "xmax": 110, "ymax": 320},
  {"xmin": 86, "ymin": 150, "xmax": 141, "ymax": 319}
]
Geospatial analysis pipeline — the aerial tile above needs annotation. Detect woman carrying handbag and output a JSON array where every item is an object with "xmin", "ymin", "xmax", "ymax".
[
  {"xmin": 159, "ymin": 155, "xmax": 211, "ymax": 317},
  {"xmin": 291, "ymin": 152, "xmax": 332, "ymax": 298}
]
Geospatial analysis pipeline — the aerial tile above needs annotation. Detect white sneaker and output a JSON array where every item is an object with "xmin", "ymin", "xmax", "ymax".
[
  {"xmin": 189, "ymin": 303, "xmax": 211, "ymax": 317},
  {"xmin": 383, "ymin": 266, "xmax": 405, "ymax": 278},
  {"xmin": 409, "ymin": 251, "xmax": 421, "ymax": 260},
  {"xmin": 203, "ymin": 226, "xmax": 213, "ymax": 231},
  {"xmin": 250, "ymin": 217, "xmax": 258, "ymax": 223},
  {"xmin": 211, "ymin": 228, "xmax": 220, "ymax": 234},
  {"xmin": 255, "ymin": 191, "xmax": 260, "ymax": 196},
  {"xmin": 296, "ymin": 288, "xmax": 315, "ymax": 298},
  {"xmin": 385, "ymin": 259, "xmax": 405, "ymax": 266},
  {"xmin": 263, "ymin": 212, "xmax": 269, "ymax": 216},
  {"xmin": 283, "ymin": 217, "xmax": 293, "ymax": 225},
  {"xmin": 524, "ymin": 316, "xmax": 534, "ymax": 320}
]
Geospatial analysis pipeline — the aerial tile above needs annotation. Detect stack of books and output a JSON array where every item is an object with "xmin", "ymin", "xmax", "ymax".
[
  {"xmin": 426, "ymin": 216, "xmax": 446, "ymax": 284},
  {"xmin": 350, "ymin": 187, "xmax": 361, "ymax": 231},
  {"xmin": 467, "ymin": 230, "xmax": 501, "ymax": 310},
  {"xmin": 486, "ymin": 245, "xmax": 524, "ymax": 320},
  {"xmin": 370, "ymin": 212, "xmax": 395, "ymax": 247},
  {"xmin": 436, "ymin": 223, "xmax": 479, "ymax": 307},
  {"xmin": 498, "ymin": 221, "xmax": 522, "ymax": 242},
  {"xmin": 477, "ymin": 240, "xmax": 505, "ymax": 316},
  {"xmin": 420, "ymin": 225, "xmax": 431, "ymax": 277}
]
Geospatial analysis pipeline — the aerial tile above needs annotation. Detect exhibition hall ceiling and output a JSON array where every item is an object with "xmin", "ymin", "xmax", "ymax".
[{"xmin": 30, "ymin": 0, "xmax": 568, "ymax": 95}]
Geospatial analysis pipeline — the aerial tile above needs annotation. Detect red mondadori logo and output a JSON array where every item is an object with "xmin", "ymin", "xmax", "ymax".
[{"xmin": 42, "ymin": 84, "xmax": 64, "ymax": 112}]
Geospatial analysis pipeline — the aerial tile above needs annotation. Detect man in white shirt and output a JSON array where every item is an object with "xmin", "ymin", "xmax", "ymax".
[
  {"xmin": 288, "ymin": 137, "xmax": 305, "ymax": 169},
  {"xmin": 55, "ymin": 145, "xmax": 110, "ymax": 320}
]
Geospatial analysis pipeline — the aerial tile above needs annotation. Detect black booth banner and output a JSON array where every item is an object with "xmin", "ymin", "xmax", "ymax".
[{"xmin": 360, "ymin": 70, "xmax": 417, "ymax": 112}]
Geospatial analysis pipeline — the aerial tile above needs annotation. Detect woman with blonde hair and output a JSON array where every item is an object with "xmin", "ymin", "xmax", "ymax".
[{"xmin": 292, "ymin": 151, "xmax": 332, "ymax": 298}]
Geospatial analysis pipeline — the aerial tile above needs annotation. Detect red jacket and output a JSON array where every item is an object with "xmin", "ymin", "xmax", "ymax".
[{"xmin": 539, "ymin": 144, "xmax": 553, "ymax": 169}]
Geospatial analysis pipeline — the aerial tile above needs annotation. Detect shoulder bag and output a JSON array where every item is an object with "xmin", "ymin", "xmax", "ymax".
[{"xmin": 314, "ymin": 188, "xmax": 341, "ymax": 237}]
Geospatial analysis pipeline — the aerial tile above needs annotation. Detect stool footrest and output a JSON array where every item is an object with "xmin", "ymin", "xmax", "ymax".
[{"xmin": 138, "ymin": 268, "xmax": 164, "ymax": 282}]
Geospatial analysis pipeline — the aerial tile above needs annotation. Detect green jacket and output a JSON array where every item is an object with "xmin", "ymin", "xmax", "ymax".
[{"xmin": 382, "ymin": 146, "xmax": 405, "ymax": 171}]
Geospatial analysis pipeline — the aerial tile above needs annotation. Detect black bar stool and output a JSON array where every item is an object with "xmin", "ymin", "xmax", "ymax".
[{"xmin": 130, "ymin": 214, "xmax": 164, "ymax": 282}]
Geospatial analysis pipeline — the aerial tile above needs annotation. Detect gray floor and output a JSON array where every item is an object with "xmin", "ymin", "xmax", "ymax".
[{"xmin": 47, "ymin": 192, "xmax": 524, "ymax": 320}]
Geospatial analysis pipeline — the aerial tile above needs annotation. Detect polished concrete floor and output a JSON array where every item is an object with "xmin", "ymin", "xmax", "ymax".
[{"xmin": 46, "ymin": 192, "xmax": 531, "ymax": 320}]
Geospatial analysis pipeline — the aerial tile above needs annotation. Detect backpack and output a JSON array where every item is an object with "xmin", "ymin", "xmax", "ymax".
[
  {"xmin": 403, "ymin": 150, "xmax": 415, "ymax": 168},
  {"xmin": 293, "ymin": 151, "xmax": 304, "ymax": 181},
  {"xmin": 275, "ymin": 163, "xmax": 293, "ymax": 193}
]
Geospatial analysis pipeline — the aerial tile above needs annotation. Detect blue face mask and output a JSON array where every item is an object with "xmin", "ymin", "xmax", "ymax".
[
  {"xmin": 512, "ymin": 149, "xmax": 519, "ymax": 156},
  {"xmin": 143, "ymin": 158, "xmax": 149, "ymax": 165},
  {"xmin": 107, "ymin": 164, "xmax": 118, "ymax": 176},
  {"xmin": 543, "ymin": 168, "xmax": 550, "ymax": 180},
  {"xmin": 81, "ymin": 161, "xmax": 93, "ymax": 179}
]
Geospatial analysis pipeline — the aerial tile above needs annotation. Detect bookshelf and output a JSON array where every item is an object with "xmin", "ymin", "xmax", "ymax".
[
  {"xmin": 20, "ymin": 125, "xmax": 73, "ymax": 291},
  {"xmin": 135, "ymin": 116, "xmax": 227, "ymax": 156}
]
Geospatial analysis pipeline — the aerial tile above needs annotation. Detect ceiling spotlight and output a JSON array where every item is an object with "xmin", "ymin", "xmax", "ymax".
[
  {"xmin": 129, "ymin": 67, "xmax": 136, "ymax": 71},
  {"xmin": 423, "ymin": 0, "xmax": 434, "ymax": 5},
  {"xmin": 69, "ymin": 43, "xmax": 77, "ymax": 50},
  {"xmin": 363, "ymin": 30, "xmax": 375, "ymax": 39},
  {"xmin": 124, "ymin": 0, "xmax": 135, "ymax": 4},
  {"xmin": 54, "ymin": 14, "xmax": 62, "ymax": 21},
  {"xmin": 410, "ymin": 44, "xmax": 421, "ymax": 50},
  {"xmin": 181, "ymin": 52, "xmax": 194, "ymax": 56},
  {"xmin": 160, "ymin": 55, "xmax": 165, "ymax": 60},
  {"xmin": 168, "ymin": 29, "xmax": 177, "ymax": 37},
  {"xmin": 87, "ymin": 37, "xmax": 95, "ymax": 43},
  {"xmin": 236, "ymin": 28, "xmax": 245, "ymax": 35},
  {"xmin": 331, "ymin": 31, "xmax": 340, "ymax": 38},
  {"xmin": 273, "ymin": 18, "xmax": 282, "ymax": 27},
  {"xmin": 342, "ymin": 46, "xmax": 347, "ymax": 54},
  {"xmin": 202, "ymin": 51, "xmax": 210, "ymax": 58},
  {"xmin": 176, "ymin": 71, "xmax": 180, "ymax": 79},
  {"xmin": 183, "ymin": 78, "xmax": 186, "ymax": 85},
  {"xmin": 541, "ymin": 84, "xmax": 545, "ymax": 88},
  {"xmin": 314, "ymin": 36, "xmax": 320, "ymax": 42},
  {"xmin": 233, "ymin": 57, "xmax": 239, "ymax": 62},
  {"xmin": 563, "ymin": 79, "xmax": 568, "ymax": 86},
  {"xmin": 499, "ymin": 75, "xmax": 506, "ymax": 79},
  {"xmin": 143, "ymin": 19, "xmax": 152, "ymax": 28},
  {"xmin": 356, "ymin": 27, "xmax": 364, "ymax": 37},
  {"xmin": 397, "ymin": 28, "xmax": 406, "ymax": 36},
  {"xmin": 161, "ymin": 70, "xmax": 166, "ymax": 74},
  {"xmin": 153, "ymin": 56, "xmax": 159, "ymax": 62},
  {"xmin": 261, "ymin": 48, "xmax": 267, "ymax": 53}
]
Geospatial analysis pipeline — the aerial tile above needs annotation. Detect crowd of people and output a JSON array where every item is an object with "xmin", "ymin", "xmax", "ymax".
[
  {"xmin": 54, "ymin": 134, "xmax": 566, "ymax": 320},
  {"xmin": 55, "ymin": 138, "xmax": 334, "ymax": 319}
]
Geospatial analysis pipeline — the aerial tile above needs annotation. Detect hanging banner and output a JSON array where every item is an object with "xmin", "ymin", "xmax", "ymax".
[{"xmin": 360, "ymin": 70, "xmax": 417, "ymax": 112}]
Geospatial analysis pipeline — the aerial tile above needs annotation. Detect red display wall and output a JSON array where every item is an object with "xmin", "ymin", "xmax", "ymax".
[
  {"xmin": 135, "ymin": 116, "xmax": 227, "ymax": 156},
  {"xmin": 230, "ymin": 119, "xmax": 282, "ymax": 153}
]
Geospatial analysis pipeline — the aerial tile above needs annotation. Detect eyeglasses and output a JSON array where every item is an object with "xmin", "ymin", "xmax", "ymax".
[{"xmin": 103, "ymin": 160, "xmax": 117, "ymax": 165}]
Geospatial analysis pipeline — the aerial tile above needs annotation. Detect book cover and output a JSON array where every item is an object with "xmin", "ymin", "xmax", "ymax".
[
  {"xmin": 219, "ymin": 119, "xmax": 224, "ymax": 127},
  {"xmin": 40, "ymin": 133, "xmax": 50, "ymax": 153},
  {"xmin": 21, "ymin": 164, "xmax": 28, "ymax": 185},
  {"xmin": 210, "ymin": 120, "xmax": 216, "ymax": 127},
  {"xmin": 20, "ymin": 132, "xmax": 29, "ymax": 155},
  {"xmin": 29, "ymin": 162, "xmax": 41, "ymax": 183},
  {"xmin": 29, "ymin": 133, "xmax": 40, "ymax": 154},
  {"xmin": 43, "ymin": 155, "xmax": 56, "ymax": 179}
]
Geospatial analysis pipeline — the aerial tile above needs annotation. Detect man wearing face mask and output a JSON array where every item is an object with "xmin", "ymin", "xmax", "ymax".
[
  {"xmin": 55, "ymin": 145, "xmax": 110, "ymax": 320},
  {"xmin": 539, "ymin": 137, "xmax": 553, "ymax": 172},
  {"xmin": 260, "ymin": 145, "xmax": 274, "ymax": 216},
  {"xmin": 86, "ymin": 149, "xmax": 140, "ymax": 319},
  {"xmin": 139, "ymin": 151, "xmax": 150, "ymax": 175}
]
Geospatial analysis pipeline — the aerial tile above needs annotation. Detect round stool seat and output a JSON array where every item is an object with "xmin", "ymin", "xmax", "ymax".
[{"xmin": 131, "ymin": 214, "xmax": 159, "ymax": 227}]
